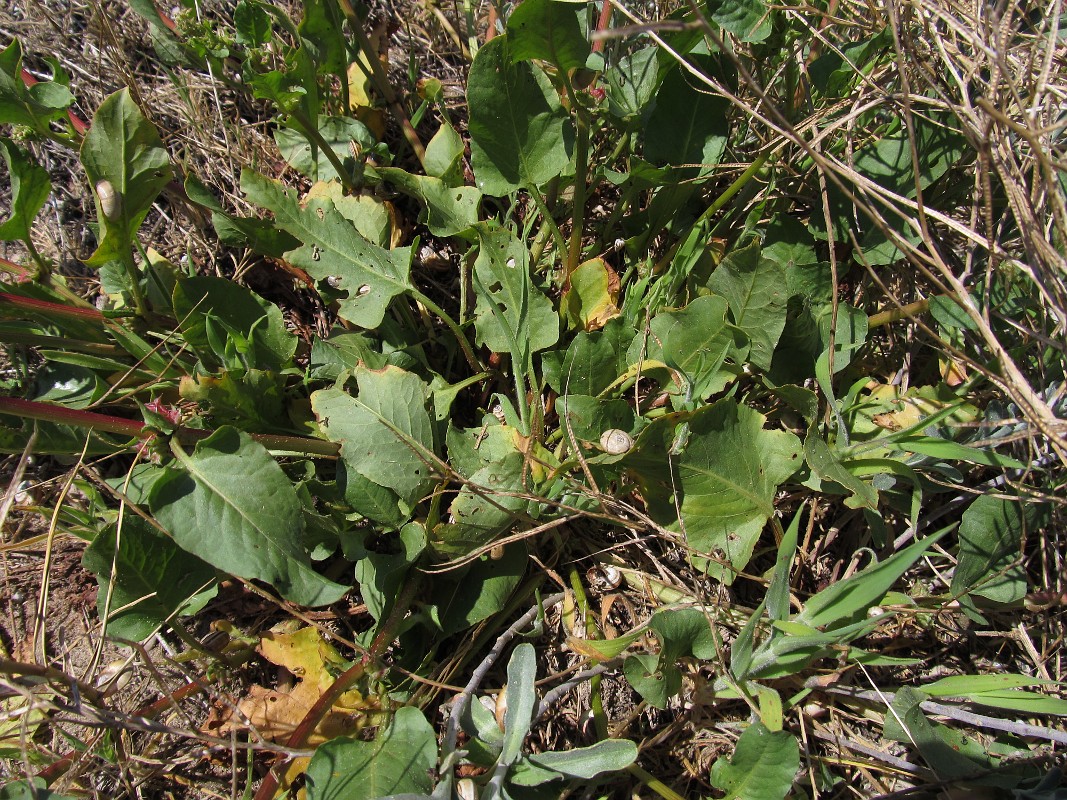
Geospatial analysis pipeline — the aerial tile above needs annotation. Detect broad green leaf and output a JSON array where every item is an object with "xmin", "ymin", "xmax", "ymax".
[
  {"xmin": 951, "ymin": 494, "xmax": 1046, "ymax": 611},
  {"xmin": 0, "ymin": 138, "xmax": 51, "ymax": 244},
  {"xmin": 150, "ymin": 426, "xmax": 347, "ymax": 607},
  {"xmin": 636, "ymin": 294, "xmax": 741, "ymax": 401},
  {"xmin": 242, "ymin": 169, "xmax": 415, "ymax": 329},
  {"xmin": 378, "ymin": 167, "xmax": 481, "ymax": 237},
  {"xmin": 472, "ymin": 224, "xmax": 559, "ymax": 360},
  {"xmin": 80, "ymin": 89, "xmax": 172, "ymax": 266},
  {"xmin": 605, "ymin": 46, "xmax": 661, "ymax": 123},
  {"xmin": 184, "ymin": 175, "xmax": 301, "ymax": 259},
  {"xmin": 312, "ymin": 366, "xmax": 437, "ymax": 511},
  {"xmin": 643, "ymin": 61, "xmax": 728, "ymax": 170},
  {"xmin": 82, "ymin": 514, "xmax": 217, "ymax": 641},
  {"xmin": 234, "ymin": 0, "xmax": 273, "ymax": 45},
  {"xmin": 423, "ymin": 120, "xmax": 465, "ymax": 184},
  {"xmin": 506, "ymin": 0, "xmax": 591, "ymax": 71},
  {"xmin": 543, "ymin": 317, "xmax": 635, "ymax": 395},
  {"xmin": 556, "ymin": 395, "xmax": 635, "ymax": 446},
  {"xmin": 797, "ymin": 529, "xmax": 947, "ymax": 630},
  {"xmin": 172, "ymin": 276, "xmax": 297, "ymax": 372},
  {"xmin": 804, "ymin": 429, "xmax": 879, "ymax": 510},
  {"xmin": 180, "ymin": 370, "xmax": 289, "ymax": 432},
  {"xmin": 431, "ymin": 452, "xmax": 527, "ymax": 558},
  {"xmin": 705, "ymin": 0, "xmax": 772, "ymax": 42},
  {"xmin": 706, "ymin": 241, "xmax": 788, "ymax": 371},
  {"xmin": 502, "ymin": 643, "xmax": 538, "ymax": 763},
  {"xmin": 274, "ymin": 116, "xmax": 376, "ymax": 183},
  {"xmin": 624, "ymin": 607, "xmax": 716, "ymax": 707},
  {"xmin": 0, "ymin": 40, "xmax": 74, "ymax": 131},
  {"xmin": 429, "ymin": 543, "xmax": 526, "ymax": 634},
  {"xmin": 674, "ymin": 399, "xmax": 802, "ymax": 580},
  {"xmin": 304, "ymin": 707, "xmax": 437, "ymax": 800},
  {"xmin": 0, "ymin": 779, "xmax": 76, "ymax": 800},
  {"xmin": 513, "ymin": 740, "xmax": 638, "ymax": 784},
  {"xmin": 355, "ymin": 522, "xmax": 426, "ymax": 622},
  {"xmin": 709, "ymin": 722, "xmax": 799, "ymax": 800},
  {"xmin": 298, "ymin": 0, "xmax": 348, "ymax": 74},
  {"xmin": 468, "ymin": 36, "xmax": 573, "ymax": 195},
  {"xmin": 884, "ymin": 687, "xmax": 995, "ymax": 780}
]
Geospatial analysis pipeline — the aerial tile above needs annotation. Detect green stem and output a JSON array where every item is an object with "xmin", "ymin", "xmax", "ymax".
[
  {"xmin": 412, "ymin": 290, "xmax": 484, "ymax": 373},
  {"xmin": 120, "ymin": 248, "xmax": 150, "ymax": 319},
  {"xmin": 559, "ymin": 73, "xmax": 591, "ymax": 276}
]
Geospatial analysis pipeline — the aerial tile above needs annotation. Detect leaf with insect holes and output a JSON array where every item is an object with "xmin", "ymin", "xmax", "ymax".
[
  {"xmin": 242, "ymin": 169, "xmax": 415, "ymax": 329},
  {"xmin": 80, "ymin": 89, "xmax": 172, "ymax": 266},
  {"xmin": 472, "ymin": 224, "xmax": 559, "ymax": 362}
]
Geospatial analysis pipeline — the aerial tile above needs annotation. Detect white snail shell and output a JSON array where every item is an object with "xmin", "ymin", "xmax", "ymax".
[
  {"xmin": 95, "ymin": 180, "xmax": 122, "ymax": 222},
  {"xmin": 599, "ymin": 428, "xmax": 634, "ymax": 455}
]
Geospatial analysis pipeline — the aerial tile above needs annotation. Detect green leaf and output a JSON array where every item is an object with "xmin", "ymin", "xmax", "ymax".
[
  {"xmin": 378, "ymin": 167, "xmax": 481, "ymax": 237},
  {"xmin": 430, "ymin": 544, "xmax": 527, "ymax": 634},
  {"xmin": 0, "ymin": 138, "xmax": 51, "ymax": 244},
  {"xmin": 706, "ymin": 241, "xmax": 788, "ymax": 371},
  {"xmin": 502, "ymin": 643, "xmax": 538, "ymax": 763},
  {"xmin": 709, "ymin": 722, "xmax": 799, "ymax": 800},
  {"xmin": 506, "ymin": 0, "xmax": 591, "ymax": 72},
  {"xmin": 885, "ymin": 687, "xmax": 994, "ymax": 780},
  {"xmin": 0, "ymin": 40, "xmax": 74, "ymax": 131},
  {"xmin": 638, "ymin": 294, "xmax": 742, "ymax": 401},
  {"xmin": 80, "ymin": 89, "xmax": 172, "ymax": 266},
  {"xmin": 604, "ymin": 46, "xmax": 662, "ymax": 123},
  {"xmin": 354, "ymin": 522, "xmax": 426, "ymax": 622},
  {"xmin": 234, "ymin": 0, "xmax": 273, "ymax": 45},
  {"xmin": 242, "ymin": 169, "xmax": 415, "ymax": 329},
  {"xmin": 674, "ymin": 399, "xmax": 802, "ymax": 580},
  {"xmin": 82, "ymin": 514, "xmax": 217, "ymax": 641},
  {"xmin": 514, "ymin": 740, "xmax": 638, "ymax": 784},
  {"xmin": 643, "ymin": 61, "xmax": 728, "ymax": 170},
  {"xmin": 803, "ymin": 429, "xmax": 879, "ymax": 510},
  {"xmin": 298, "ymin": 0, "xmax": 348, "ymax": 74},
  {"xmin": 423, "ymin": 120, "xmax": 466, "ymax": 185},
  {"xmin": 894, "ymin": 435, "xmax": 1026, "ymax": 469},
  {"xmin": 304, "ymin": 707, "xmax": 437, "ymax": 800},
  {"xmin": 172, "ymin": 276, "xmax": 297, "ymax": 372},
  {"xmin": 431, "ymin": 452, "xmax": 528, "ymax": 559},
  {"xmin": 543, "ymin": 317, "xmax": 635, "ymax": 395},
  {"xmin": 472, "ymin": 224, "xmax": 560, "ymax": 360},
  {"xmin": 150, "ymin": 426, "xmax": 348, "ymax": 607},
  {"xmin": 274, "ymin": 116, "xmax": 375, "ymax": 183},
  {"xmin": 0, "ymin": 779, "xmax": 76, "ymax": 800},
  {"xmin": 705, "ymin": 0, "xmax": 772, "ymax": 42},
  {"xmin": 468, "ymin": 35, "xmax": 573, "ymax": 195},
  {"xmin": 951, "ymin": 495, "xmax": 1046, "ymax": 609},
  {"xmin": 923, "ymin": 674, "xmax": 1057, "ymax": 697},
  {"xmin": 797, "ymin": 529, "xmax": 947, "ymax": 630},
  {"xmin": 624, "ymin": 607, "xmax": 716, "ymax": 707},
  {"xmin": 312, "ymin": 366, "xmax": 436, "ymax": 513}
]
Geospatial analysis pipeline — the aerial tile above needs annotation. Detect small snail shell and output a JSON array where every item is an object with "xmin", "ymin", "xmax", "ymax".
[
  {"xmin": 599, "ymin": 428, "xmax": 634, "ymax": 455},
  {"xmin": 95, "ymin": 180, "xmax": 122, "ymax": 222}
]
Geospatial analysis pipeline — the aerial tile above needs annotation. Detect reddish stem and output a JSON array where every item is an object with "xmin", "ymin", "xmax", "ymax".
[
  {"xmin": 0, "ymin": 257, "xmax": 33, "ymax": 283},
  {"xmin": 591, "ymin": 1, "xmax": 613, "ymax": 53},
  {"xmin": 0, "ymin": 292, "xmax": 104, "ymax": 321}
]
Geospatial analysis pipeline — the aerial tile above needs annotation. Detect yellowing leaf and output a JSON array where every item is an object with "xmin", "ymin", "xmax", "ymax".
[
  {"xmin": 562, "ymin": 258, "xmax": 621, "ymax": 331},
  {"xmin": 346, "ymin": 61, "xmax": 385, "ymax": 139},
  {"xmin": 210, "ymin": 626, "xmax": 378, "ymax": 745}
]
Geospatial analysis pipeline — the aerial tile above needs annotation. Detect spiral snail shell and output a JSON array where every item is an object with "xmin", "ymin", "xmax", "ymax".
[
  {"xmin": 599, "ymin": 428, "xmax": 634, "ymax": 455},
  {"xmin": 95, "ymin": 180, "xmax": 122, "ymax": 222}
]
